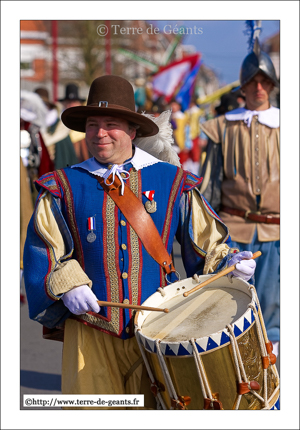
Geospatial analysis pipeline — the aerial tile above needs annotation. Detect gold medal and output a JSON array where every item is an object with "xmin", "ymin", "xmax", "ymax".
[{"xmin": 145, "ymin": 200, "xmax": 157, "ymax": 213}]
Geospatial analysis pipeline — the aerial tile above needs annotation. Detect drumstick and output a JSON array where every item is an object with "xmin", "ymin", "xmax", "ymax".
[
  {"xmin": 183, "ymin": 251, "xmax": 262, "ymax": 298},
  {"xmin": 97, "ymin": 300, "xmax": 169, "ymax": 313}
]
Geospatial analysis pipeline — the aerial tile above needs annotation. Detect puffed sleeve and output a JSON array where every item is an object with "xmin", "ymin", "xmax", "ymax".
[
  {"xmin": 23, "ymin": 190, "xmax": 92, "ymax": 327},
  {"xmin": 176, "ymin": 187, "xmax": 232, "ymax": 277}
]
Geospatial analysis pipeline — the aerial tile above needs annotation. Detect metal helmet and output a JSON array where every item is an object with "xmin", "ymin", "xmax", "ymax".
[{"xmin": 239, "ymin": 38, "xmax": 279, "ymax": 88}]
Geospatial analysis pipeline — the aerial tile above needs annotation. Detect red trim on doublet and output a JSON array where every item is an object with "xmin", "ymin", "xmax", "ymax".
[
  {"xmin": 127, "ymin": 221, "xmax": 133, "ymax": 314},
  {"xmin": 114, "ymin": 204, "xmax": 123, "ymax": 306}
]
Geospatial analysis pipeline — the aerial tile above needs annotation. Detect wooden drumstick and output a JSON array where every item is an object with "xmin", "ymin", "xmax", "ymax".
[
  {"xmin": 183, "ymin": 251, "xmax": 262, "ymax": 298},
  {"xmin": 97, "ymin": 300, "xmax": 169, "ymax": 313}
]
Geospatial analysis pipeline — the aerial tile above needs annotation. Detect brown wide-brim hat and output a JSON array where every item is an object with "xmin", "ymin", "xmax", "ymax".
[{"xmin": 61, "ymin": 75, "xmax": 159, "ymax": 137}]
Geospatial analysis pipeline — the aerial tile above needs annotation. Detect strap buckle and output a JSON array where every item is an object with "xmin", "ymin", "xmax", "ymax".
[
  {"xmin": 98, "ymin": 101, "xmax": 108, "ymax": 107},
  {"xmin": 244, "ymin": 210, "xmax": 261, "ymax": 219}
]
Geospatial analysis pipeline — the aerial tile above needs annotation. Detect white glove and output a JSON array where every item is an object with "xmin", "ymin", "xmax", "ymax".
[
  {"xmin": 61, "ymin": 284, "xmax": 100, "ymax": 315},
  {"xmin": 228, "ymin": 251, "xmax": 256, "ymax": 281}
]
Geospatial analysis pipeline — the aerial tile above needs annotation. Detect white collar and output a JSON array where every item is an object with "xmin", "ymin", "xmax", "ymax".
[
  {"xmin": 225, "ymin": 106, "xmax": 279, "ymax": 128},
  {"xmin": 70, "ymin": 146, "xmax": 161, "ymax": 177}
]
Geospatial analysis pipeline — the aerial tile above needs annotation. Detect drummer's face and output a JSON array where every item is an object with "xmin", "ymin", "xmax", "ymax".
[{"xmin": 85, "ymin": 116, "xmax": 136, "ymax": 165}]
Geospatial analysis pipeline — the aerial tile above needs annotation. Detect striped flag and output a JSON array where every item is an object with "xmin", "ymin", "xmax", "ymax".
[
  {"xmin": 143, "ymin": 190, "xmax": 155, "ymax": 201},
  {"xmin": 151, "ymin": 54, "xmax": 201, "ymax": 103},
  {"xmin": 175, "ymin": 56, "xmax": 202, "ymax": 110}
]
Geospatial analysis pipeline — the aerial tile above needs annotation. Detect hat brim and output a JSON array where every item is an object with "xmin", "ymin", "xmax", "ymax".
[
  {"xmin": 61, "ymin": 106, "xmax": 159, "ymax": 137},
  {"xmin": 58, "ymin": 97, "xmax": 86, "ymax": 103}
]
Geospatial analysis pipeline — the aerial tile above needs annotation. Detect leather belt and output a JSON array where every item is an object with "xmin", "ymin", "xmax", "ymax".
[{"xmin": 220, "ymin": 206, "xmax": 280, "ymax": 225}]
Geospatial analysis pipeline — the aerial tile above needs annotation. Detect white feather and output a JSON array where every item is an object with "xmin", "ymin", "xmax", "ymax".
[{"xmin": 133, "ymin": 110, "xmax": 181, "ymax": 167}]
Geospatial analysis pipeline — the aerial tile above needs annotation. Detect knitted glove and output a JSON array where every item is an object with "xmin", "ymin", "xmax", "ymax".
[
  {"xmin": 228, "ymin": 251, "xmax": 256, "ymax": 281},
  {"xmin": 61, "ymin": 284, "xmax": 100, "ymax": 315}
]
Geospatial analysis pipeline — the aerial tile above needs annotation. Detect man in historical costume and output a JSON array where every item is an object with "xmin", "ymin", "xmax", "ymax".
[
  {"xmin": 199, "ymin": 38, "xmax": 280, "ymax": 365},
  {"xmin": 23, "ymin": 75, "xmax": 256, "ymax": 409}
]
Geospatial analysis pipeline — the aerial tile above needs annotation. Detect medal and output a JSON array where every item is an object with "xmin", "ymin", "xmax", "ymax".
[
  {"xmin": 143, "ymin": 191, "xmax": 157, "ymax": 213},
  {"xmin": 87, "ymin": 232, "xmax": 96, "ymax": 243},
  {"xmin": 87, "ymin": 216, "xmax": 96, "ymax": 243},
  {"xmin": 145, "ymin": 200, "xmax": 157, "ymax": 213}
]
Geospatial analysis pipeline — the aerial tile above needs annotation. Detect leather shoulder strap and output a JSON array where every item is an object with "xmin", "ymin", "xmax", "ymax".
[{"xmin": 96, "ymin": 174, "xmax": 175, "ymax": 275}]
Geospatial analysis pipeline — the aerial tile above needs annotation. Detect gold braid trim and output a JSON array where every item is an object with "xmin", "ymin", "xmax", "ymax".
[
  {"xmin": 50, "ymin": 259, "xmax": 92, "ymax": 296},
  {"xmin": 203, "ymin": 243, "xmax": 230, "ymax": 274}
]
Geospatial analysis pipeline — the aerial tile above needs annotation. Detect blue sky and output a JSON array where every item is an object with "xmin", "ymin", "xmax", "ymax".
[{"xmin": 153, "ymin": 20, "xmax": 280, "ymax": 85}]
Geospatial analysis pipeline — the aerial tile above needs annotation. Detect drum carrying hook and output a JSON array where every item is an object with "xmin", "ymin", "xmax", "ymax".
[{"xmin": 165, "ymin": 270, "xmax": 181, "ymax": 284}]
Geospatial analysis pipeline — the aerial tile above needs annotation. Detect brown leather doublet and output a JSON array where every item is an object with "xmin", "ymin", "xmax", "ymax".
[{"xmin": 200, "ymin": 114, "xmax": 280, "ymax": 243}]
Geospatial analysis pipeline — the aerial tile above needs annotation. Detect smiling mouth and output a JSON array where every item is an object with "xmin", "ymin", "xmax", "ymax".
[{"xmin": 93, "ymin": 141, "xmax": 112, "ymax": 146}]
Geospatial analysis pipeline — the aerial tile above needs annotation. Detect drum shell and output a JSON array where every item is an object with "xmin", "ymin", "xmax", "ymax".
[{"xmin": 142, "ymin": 322, "xmax": 279, "ymax": 410}]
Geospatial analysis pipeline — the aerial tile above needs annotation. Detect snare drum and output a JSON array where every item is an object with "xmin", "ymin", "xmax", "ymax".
[{"xmin": 134, "ymin": 275, "xmax": 280, "ymax": 410}]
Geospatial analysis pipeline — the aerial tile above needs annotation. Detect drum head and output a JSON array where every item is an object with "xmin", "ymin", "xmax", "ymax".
[{"xmin": 137, "ymin": 276, "xmax": 253, "ymax": 344}]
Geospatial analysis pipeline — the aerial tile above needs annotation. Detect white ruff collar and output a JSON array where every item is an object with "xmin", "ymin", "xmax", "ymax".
[
  {"xmin": 225, "ymin": 106, "xmax": 279, "ymax": 128},
  {"xmin": 70, "ymin": 146, "xmax": 161, "ymax": 177}
]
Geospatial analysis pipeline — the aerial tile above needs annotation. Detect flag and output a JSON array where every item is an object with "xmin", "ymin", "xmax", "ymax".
[
  {"xmin": 175, "ymin": 56, "xmax": 202, "ymax": 111},
  {"xmin": 151, "ymin": 54, "xmax": 201, "ymax": 103}
]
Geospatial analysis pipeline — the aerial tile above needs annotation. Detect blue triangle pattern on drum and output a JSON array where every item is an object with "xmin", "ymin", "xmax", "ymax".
[
  {"xmin": 220, "ymin": 331, "xmax": 231, "ymax": 345},
  {"xmin": 195, "ymin": 337, "xmax": 208, "ymax": 353},
  {"xmin": 168, "ymin": 343, "xmax": 180, "ymax": 356},
  {"xmin": 244, "ymin": 308, "xmax": 252, "ymax": 326},
  {"xmin": 251, "ymin": 309, "xmax": 255, "ymax": 323},
  {"xmin": 145, "ymin": 338, "xmax": 154, "ymax": 353},
  {"xmin": 147, "ymin": 338, "xmax": 156, "ymax": 353},
  {"xmin": 178, "ymin": 342, "xmax": 193, "ymax": 356},
  {"xmin": 234, "ymin": 318, "xmax": 245, "ymax": 334},
  {"xmin": 206, "ymin": 337, "xmax": 219, "ymax": 351},
  {"xmin": 233, "ymin": 324, "xmax": 243, "ymax": 337},
  {"xmin": 165, "ymin": 344, "xmax": 176, "ymax": 356},
  {"xmin": 209, "ymin": 332, "xmax": 222, "ymax": 347},
  {"xmin": 243, "ymin": 315, "xmax": 251, "ymax": 332}
]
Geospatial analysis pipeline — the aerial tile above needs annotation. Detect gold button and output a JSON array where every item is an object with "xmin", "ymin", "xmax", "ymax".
[
  {"xmin": 108, "ymin": 164, "xmax": 113, "ymax": 169},
  {"xmin": 121, "ymin": 172, "xmax": 126, "ymax": 178},
  {"xmin": 125, "ymin": 327, "xmax": 130, "ymax": 333},
  {"xmin": 121, "ymin": 244, "xmax": 127, "ymax": 250},
  {"xmin": 120, "ymin": 220, "xmax": 126, "ymax": 226},
  {"xmin": 122, "ymin": 272, "xmax": 128, "ymax": 279},
  {"xmin": 123, "ymin": 299, "xmax": 130, "ymax": 304}
]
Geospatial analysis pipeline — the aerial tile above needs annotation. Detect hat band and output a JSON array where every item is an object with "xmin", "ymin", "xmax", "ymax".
[{"xmin": 87, "ymin": 103, "xmax": 135, "ymax": 113}]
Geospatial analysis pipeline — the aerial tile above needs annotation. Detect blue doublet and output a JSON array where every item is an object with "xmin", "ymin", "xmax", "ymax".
[{"xmin": 24, "ymin": 151, "xmax": 230, "ymax": 339}]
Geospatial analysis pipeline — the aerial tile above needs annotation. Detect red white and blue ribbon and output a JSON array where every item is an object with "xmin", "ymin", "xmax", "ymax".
[
  {"xmin": 88, "ymin": 216, "xmax": 96, "ymax": 231},
  {"xmin": 143, "ymin": 190, "xmax": 155, "ymax": 201}
]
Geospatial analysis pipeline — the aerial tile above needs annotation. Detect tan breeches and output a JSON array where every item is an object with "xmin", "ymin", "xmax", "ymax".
[{"xmin": 61, "ymin": 319, "xmax": 156, "ymax": 410}]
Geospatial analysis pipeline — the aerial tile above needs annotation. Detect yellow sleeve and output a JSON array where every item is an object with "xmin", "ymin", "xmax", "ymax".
[
  {"xmin": 36, "ymin": 192, "xmax": 92, "ymax": 296},
  {"xmin": 190, "ymin": 189, "xmax": 230, "ymax": 273},
  {"xmin": 199, "ymin": 116, "xmax": 225, "ymax": 144}
]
